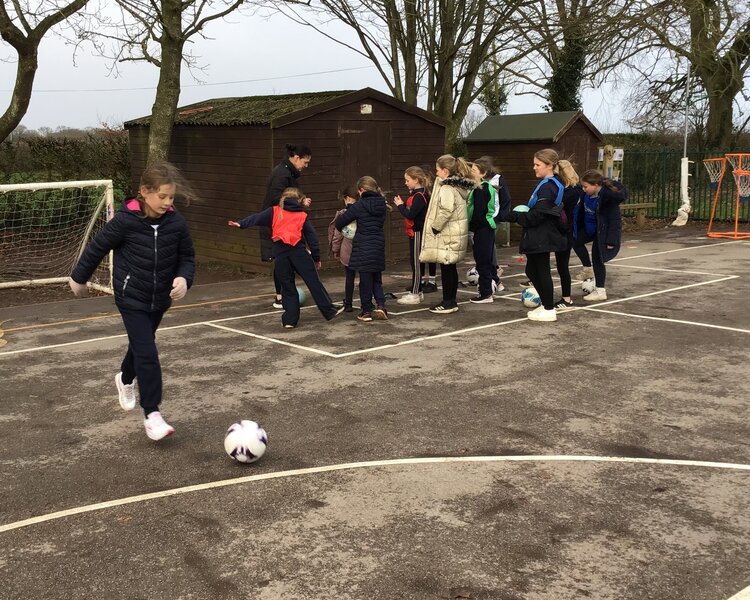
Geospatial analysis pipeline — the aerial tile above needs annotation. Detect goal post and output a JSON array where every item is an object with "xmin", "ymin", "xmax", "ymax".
[{"xmin": 0, "ymin": 179, "xmax": 115, "ymax": 293}]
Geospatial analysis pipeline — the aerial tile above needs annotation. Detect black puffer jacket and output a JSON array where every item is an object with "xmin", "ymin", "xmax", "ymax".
[
  {"xmin": 572, "ymin": 179, "xmax": 627, "ymax": 262},
  {"xmin": 335, "ymin": 191, "xmax": 386, "ymax": 273},
  {"xmin": 71, "ymin": 198, "xmax": 195, "ymax": 312},
  {"xmin": 508, "ymin": 177, "xmax": 568, "ymax": 254}
]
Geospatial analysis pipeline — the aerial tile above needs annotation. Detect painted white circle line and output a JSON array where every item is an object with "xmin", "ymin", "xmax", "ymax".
[{"xmin": 2, "ymin": 454, "xmax": 749, "ymax": 535}]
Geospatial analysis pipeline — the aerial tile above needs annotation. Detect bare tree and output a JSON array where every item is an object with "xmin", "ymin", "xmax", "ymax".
[
  {"xmin": 91, "ymin": 0, "xmax": 250, "ymax": 162},
  {"xmin": 631, "ymin": 0, "xmax": 750, "ymax": 148},
  {"xmin": 274, "ymin": 0, "xmax": 532, "ymax": 143},
  {"xmin": 0, "ymin": 0, "xmax": 91, "ymax": 142},
  {"xmin": 510, "ymin": 0, "xmax": 641, "ymax": 112}
]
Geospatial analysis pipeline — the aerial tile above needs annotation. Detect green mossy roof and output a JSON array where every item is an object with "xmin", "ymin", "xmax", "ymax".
[
  {"xmin": 124, "ymin": 91, "xmax": 356, "ymax": 127},
  {"xmin": 464, "ymin": 111, "xmax": 602, "ymax": 142}
]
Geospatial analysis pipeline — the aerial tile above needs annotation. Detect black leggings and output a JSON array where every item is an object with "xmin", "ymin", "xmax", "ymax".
[
  {"xmin": 525, "ymin": 253, "xmax": 554, "ymax": 310},
  {"xmin": 440, "ymin": 264, "xmax": 459, "ymax": 306},
  {"xmin": 555, "ymin": 247, "xmax": 572, "ymax": 298}
]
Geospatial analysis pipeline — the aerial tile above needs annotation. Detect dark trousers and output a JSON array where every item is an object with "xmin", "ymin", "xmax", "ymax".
[
  {"xmin": 118, "ymin": 307, "xmax": 165, "ymax": 416},
  {"xmin": 275, "ymin": 247, "xmax": 338, "ymax": 325},
  {"xmin": 408, "ymin": 232, "xmax": 422, "ymax": 294},
  {"xmin": 440, "ymin": 263, "xmax": 459, "ymax": 306},
  {"xmin": 555, "ymin": 247, "xmax": 572, "ymax": 298},
  {"xmin": 359, "ymin": 271, "xmax": 385, "ymax": 312},
  {"xmin": 273, "ymin": 263, "xmax": 282, "ymax": 296},
  {"xmin": 472, "ymin": 227, "xmax": 496, "ymax": 297},
  {"xmin": 343, "ymin": 266, "xmax": 356, "ymax": 308},
  {"xmin": 525, "ymin": 252, "xmax": 554, "ymax": 310},
  {"xmin": 408, "ymin": 232, "xmax": 436, "ymax": 293},
  {"xmin": 574, "ymin": 234, "xmax": 606, "ymax": 287}
]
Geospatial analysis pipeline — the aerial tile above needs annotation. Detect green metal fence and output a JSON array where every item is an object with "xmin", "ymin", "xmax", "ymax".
[{"xmin": 622, "ymin": 149, "xmax": 750, "ymax": 222}]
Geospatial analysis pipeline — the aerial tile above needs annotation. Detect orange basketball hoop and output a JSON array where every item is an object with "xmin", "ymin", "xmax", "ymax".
[{"xmin": 705, "ymin": 154, "xmax": 750, "ymax": 240}]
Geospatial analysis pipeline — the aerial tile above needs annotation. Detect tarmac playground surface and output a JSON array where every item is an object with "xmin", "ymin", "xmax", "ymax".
[{"xmin": 1, "ymin": 226, "xmax": 749, "ymax": 600}]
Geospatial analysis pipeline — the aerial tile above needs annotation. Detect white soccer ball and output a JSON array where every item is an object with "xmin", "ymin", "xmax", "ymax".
[
  {"xmin": 581, "ymin": 278, "xmax": 596, "ymax": 296},
  {"xmin": 466, "ymin": 266, "xmax": 479, "ymax": 285},
  {"xmin": 224, "ymin": 420, "xmax": 268, "ymax": 463},
  {"xmin": 521, "ymin": 286, "xmax": 541, "ymax": 308}
]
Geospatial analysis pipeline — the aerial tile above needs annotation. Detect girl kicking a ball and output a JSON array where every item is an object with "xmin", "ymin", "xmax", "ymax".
[{"xmin": 69, "ymin": 162, "xmax": 196, "ymax": 441}]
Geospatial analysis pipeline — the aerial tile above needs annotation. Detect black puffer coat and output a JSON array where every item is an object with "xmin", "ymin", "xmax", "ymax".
[
  {"xmin": 71, "ymin": 198, "xmax": 195, "ymax": 312},
  {"xmin": 572, "ymin": 180, "xmax": 628, "ymax": 262},
  {"xmin": 334, "ymin": 191, "xmax": 386, "ymax": 273},
  {"xmin": 508, "ymin": 177, "xmax": 568, "ymax": 254}
]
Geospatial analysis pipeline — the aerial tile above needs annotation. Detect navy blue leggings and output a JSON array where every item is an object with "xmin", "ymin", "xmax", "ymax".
[{"xmin": 119, "ymin": 307, "xmax": 165, "ymax": 416}]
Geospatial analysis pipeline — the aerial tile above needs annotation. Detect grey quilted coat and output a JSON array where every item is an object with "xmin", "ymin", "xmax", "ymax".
[{"xmin": 419, "ymin": 175, "xmax": 474, "ymax": 265}]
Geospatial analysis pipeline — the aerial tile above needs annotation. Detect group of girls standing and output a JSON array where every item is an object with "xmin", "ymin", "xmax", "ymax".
[{"xmin": 509, "ymin": 148, "xmax": 628, "ymax": 322}]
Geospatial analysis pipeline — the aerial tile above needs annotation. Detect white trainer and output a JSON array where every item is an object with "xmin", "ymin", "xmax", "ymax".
[
  {"xmin": 584, "ymin": 287, "xmax": 608, "ymax": 302},
  {"xmin": 397, "ymin": 292, "xmax": 424, "ymax": 305},
  {"xmin": 527, "ymin": 306, "xmax": 557, "ymax": 322},
  {"xmin": 115, "ymin": 372, "xmax": 137, "ymax": 411},
  {"xmin": 575, "ymin": 267, "xmax": 594, "ymax": 281},
  {"xmin": 144, "ymin": 411, "xmax": 175, "ymax": 441}
]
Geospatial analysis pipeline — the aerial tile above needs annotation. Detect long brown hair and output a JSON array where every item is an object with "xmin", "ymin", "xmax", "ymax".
[
  {"xmin": 581, "ymin": 169, "xmax": 620, "ymax": 192},
  {"xmin": 404, "ymin": 166, "xmax": 432, "ymax": 190},
  {"xmin": 534, "ymin": 149, "xmax": 580, "ymax": 187},
  {"xmin": 139, "ymin": 161, "xmax": 197, "ymax": 207},
  {"xmin": 436, "ymin": 154, "xmax": 472, "ymax": 178},
  {"xmin": 275, "ymin": 187, "xmax": 306, "ymax": 221}
]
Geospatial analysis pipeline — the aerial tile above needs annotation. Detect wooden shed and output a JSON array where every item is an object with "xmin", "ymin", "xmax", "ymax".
[
  {"xmin": 124, "ymin": 88, "xmax": 446, "ymax": 272},
  {"xmin": 463, "ymin": 111, "xmax": 603, "ymax": 204}
]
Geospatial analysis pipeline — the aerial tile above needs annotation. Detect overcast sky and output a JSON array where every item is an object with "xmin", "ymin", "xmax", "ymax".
[{"xmin": 0, "ymin": 10, "xmax": 626, "ymax": 133}]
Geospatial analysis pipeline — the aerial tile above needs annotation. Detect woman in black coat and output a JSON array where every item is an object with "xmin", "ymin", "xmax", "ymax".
[
  {"xmin": 261, "ymin": 143, "xmax": 312, "ymax": 308},
  {"xmin": 572, "ymin": 169, "xmax": 628, "ymax": 302}
]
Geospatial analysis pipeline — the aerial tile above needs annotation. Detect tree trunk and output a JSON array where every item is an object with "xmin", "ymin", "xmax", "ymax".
[
  {"xmin": 0, "ymin": 44, "xmax": 37, "ymax": 142},
  {"xmin": 704, "ymin": 89, "xmax": 736, "ymax": 149},
  {"xmin": 146, "ymin": 1, "xmax": 184, "ymax": 163}
]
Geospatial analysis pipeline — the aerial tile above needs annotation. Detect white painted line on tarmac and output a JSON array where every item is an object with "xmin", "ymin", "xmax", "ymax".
[
  {"xmin": 584, "ymin": 308, "xmax": 750, "ymax": 334},
  {"xmin": 1, "ymin": 454, "xmax": 748, "ymax": 535},
  {"xmin": 611, "ymin": 239, "xmax": 741, "ymax": 262},
  {"xmin": 727, "ymin": 585, "xmax": 750, "ymax": 599},
  {"xmin": 333, "ymin": 316, "xmax": 530, "ymax": 357},
  {"xmin": 576, "ymin": 275, "xmax": 739, "ymax": 309},
  {"xmin": 204, "ymin": 323, "xmax": 337, "ymax": 357},
  {"xmin": 607, "ymin": 263, "xmax": 733, "ymax": 277}
]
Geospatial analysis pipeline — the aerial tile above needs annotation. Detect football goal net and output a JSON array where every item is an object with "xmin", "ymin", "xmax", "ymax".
[{"xmin": 0, "ymin": 179, "xmax": 115, "ymax": 293}]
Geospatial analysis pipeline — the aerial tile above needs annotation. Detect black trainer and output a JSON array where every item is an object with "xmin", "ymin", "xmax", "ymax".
[
  {"xmin": 469, "ymin": 294, "xmax": 494, "ymax": 304},
  {"xmin": 553, "ymin": 298, "xmax": 574, "ymax": 310}
]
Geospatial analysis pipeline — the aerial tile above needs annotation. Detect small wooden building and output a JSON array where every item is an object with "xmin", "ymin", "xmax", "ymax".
[
  {"xmin": 463, "ymin": 111, "xmax": 603, "ymax": 204},
  {"xmin": 124, "ymin": 88, "xmax": 446, "ymax": 272}
]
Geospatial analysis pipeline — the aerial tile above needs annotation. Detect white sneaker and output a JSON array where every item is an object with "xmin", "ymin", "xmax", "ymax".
[
  {"xmin": 144, "ymin": 411, "xmax": 175, "ymax": 441},
  {"xmin": 397, "ymin": 292, "xmax": 423, "ymax": 305},
  {"xmin": 584, "ymin": 288, "xmax": 608, "ymax": 302},
  {"xmin": 527, "ymin": 306, "xmax": 557, "ymax": 322},
  {"xmin": 575, "ymin": 267, "xmax": 594, "ymax": 281},
  {"xmin": 115, "ymin": 372, "xmax": 137, "ymax": 411}
]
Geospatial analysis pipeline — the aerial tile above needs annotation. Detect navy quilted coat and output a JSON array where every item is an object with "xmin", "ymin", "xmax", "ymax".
[
  {"xmin": 71, "ymin": 198, "xmax": 195, "ymax": 312},
  {"xmin": 334, "ymin": 191, "xmax": 386, "ymax": 273}
]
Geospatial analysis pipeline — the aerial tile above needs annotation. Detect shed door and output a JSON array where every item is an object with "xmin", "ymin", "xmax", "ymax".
[{"xmin": 338, "ymin": 120, "xmax": 393, "ymax": 252}]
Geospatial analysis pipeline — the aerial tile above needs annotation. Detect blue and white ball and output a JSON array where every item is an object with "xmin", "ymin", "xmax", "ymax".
[
  {"xmin": 224, "ymin": 420, "xmax": 268, "ymax": 463},
  {"xmin": 341, "ymin": 221, "xmax": 357, "ymax": 240},
  {"xmin": 466, "ymin": 266, "xmax": 479, "ymax": 285},
  {"xmin": 521, "ymin": 286, "xmax": 541, "ymax": 308},
  {"xmin": 296, "ymin": 286, "xmax": 307, "ymax": 305}
]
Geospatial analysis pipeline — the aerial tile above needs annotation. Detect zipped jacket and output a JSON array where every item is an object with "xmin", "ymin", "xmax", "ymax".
[{"xmin": 71, "ymin": 198, "xmax": 195, "ymax": 312}]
